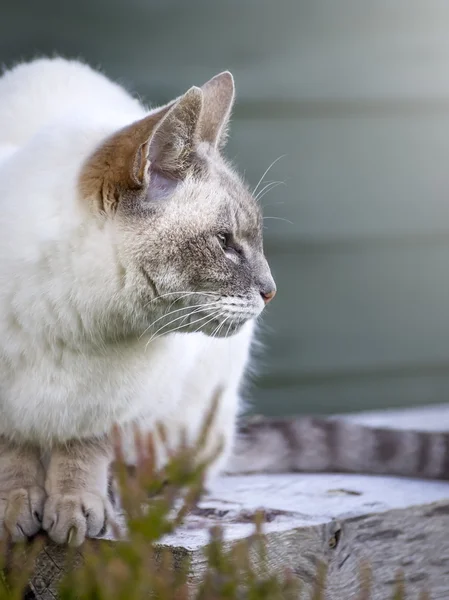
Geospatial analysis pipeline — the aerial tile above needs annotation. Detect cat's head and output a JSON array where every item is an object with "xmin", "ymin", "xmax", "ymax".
[{"xmin": 79, "ymin": 72, "xmax": 276, "ymax": 338}]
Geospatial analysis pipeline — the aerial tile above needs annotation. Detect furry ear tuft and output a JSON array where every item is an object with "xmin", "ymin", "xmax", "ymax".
[
  {"xmin": 199, "ymin": 71, "xmax": 235, "ymax": 148},
  {"xmin": 149, "ymin": 86, "xmax": 203, "ymax": 178}
]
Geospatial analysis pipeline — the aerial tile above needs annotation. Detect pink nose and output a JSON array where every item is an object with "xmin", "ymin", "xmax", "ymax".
[{"xmin": 261, "ymin": 289, "xmax": 276, "ymax": 305}]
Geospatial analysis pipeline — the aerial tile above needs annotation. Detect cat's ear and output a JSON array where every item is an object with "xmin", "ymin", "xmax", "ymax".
[
  {"xmin": 198, "ymin": 71, "xmax": 235, "ymax": 148},
  {"xmin": 148, "ymin": 86, "xmax": 203, "ymax": 177},
  {"xmin": 80, "ymin": 87, "xmax": 203, "ymax": 214}
]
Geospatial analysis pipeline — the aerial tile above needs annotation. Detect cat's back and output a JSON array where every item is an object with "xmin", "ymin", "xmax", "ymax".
[{"xmin": 0, "ymin": 57, "xmax": 145, "ymax": 147}]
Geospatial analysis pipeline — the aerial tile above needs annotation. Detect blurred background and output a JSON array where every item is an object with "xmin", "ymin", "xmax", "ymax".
[{"xmin": 2, "ymin": 0, "xmax": 449, "ymax": 417}]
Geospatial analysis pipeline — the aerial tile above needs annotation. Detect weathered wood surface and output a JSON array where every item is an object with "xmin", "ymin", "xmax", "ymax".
[
  {"xmin": 24, "ymin": 474, "xmax": 449, "ymax": 599},
  {"xmin": 21, "ymin": 405, "xmax": 449, "ymax": 599}
]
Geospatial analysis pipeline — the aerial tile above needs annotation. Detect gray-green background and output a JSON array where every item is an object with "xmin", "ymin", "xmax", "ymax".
[{"xmin": 2, "ymin": 0, "xmax": 449, "ymax": 416}]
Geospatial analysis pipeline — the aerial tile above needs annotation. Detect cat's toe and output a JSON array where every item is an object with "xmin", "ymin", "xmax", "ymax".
[
  {"xmin": 43, "ymin": 492, "xmax": 113, "ymax": 546},
  {"xmin": 0, "ymin": 486, "xmax": 46, "ymax": 540}
]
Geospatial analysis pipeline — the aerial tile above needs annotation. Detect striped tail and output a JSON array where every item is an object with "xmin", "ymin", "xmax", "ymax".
[{"xmin": 226, "ymin": 416, "xmax": 449, "ymax": 480}]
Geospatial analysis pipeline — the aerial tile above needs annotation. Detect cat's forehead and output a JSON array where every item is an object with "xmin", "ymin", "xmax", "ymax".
[{"xmin": 194, "ymin": 149, "xmax": 262, "ymax": 233}]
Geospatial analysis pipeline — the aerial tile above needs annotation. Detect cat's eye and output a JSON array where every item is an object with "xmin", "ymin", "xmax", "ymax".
[
  {"xmin": 217, "ymin": 233, "xmax": 230, "ymax": 249},
  {"xmin": 217, "ymin": 233, "xmax": 244, "ymax": 258}
]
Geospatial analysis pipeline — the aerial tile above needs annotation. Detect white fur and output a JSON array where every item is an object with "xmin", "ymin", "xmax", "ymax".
[{"xmin": 0, "ymin": 58, "xmax": 254, "ymax": 475}]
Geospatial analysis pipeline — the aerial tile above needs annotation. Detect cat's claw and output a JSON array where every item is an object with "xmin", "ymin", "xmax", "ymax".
[
  {"xmin": 43, "ymin": 492, "xmax": 113, "ymax": 546},
  {"xmin": 0, "ymin": 486, "xmax": 46, "ymax": 540}
]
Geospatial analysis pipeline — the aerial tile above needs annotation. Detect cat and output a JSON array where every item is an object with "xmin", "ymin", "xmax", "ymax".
[
  {"xmin": 0, "ymin": 58, "xmax": 446, "ymax": 549},
  {"xmin": 0, "ymin": 57, "xmax": 275, "ymax": 546}
]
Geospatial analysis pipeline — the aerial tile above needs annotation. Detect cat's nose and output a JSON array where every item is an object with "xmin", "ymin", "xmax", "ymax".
[{"xmin": 260, "ymin": 288, "xmax": 276, "ymax": 305}]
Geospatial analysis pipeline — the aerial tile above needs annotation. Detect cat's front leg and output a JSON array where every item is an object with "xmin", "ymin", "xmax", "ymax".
[
  {"xmin": 0, "ymin": 437, "xmax": 46, "ymax": 540},
  {"xmin": 43, "ymin": 438, "xmax": 114, "ymax": 546}
]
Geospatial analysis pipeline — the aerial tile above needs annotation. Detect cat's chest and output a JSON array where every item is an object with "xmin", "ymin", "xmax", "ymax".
[{"xmin": 0, "ymin": 333, "xmax": 203, "ymax": 442}]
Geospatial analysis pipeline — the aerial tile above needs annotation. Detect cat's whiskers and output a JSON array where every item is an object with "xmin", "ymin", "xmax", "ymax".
[
  {"xmin": 165, "ymin": 292, "xmax": 219, "ymax": 312},
  {"xmin": 224, "ymin": 318, "xmax": 235, "ymax": 338},
  {"xmin": 216, "ymin": 315, "xmax": 231, "ymax": 339},
  {"xmin": 256, "ymin": 181, "xmax": 286, "ymax": 204},
  {"xmin": 202, "ymin": 313, "xmax": 228, "ymax": 353},
  {"xmin": 139, "ymin": 301, "xmax": 221, "ymax": 339},
  {"xmin": 146, "ymin": 308, "xmax": 222, "ymax": 348},
  {"xmin": 144, "ymin": 290, "xmax": 219, "ymax": 309},
  {"xmin": 263, "ymin": 216, "xmax": 294, "ymax": 225},
  {"xmin": 211, "ymin": 315, "xmax": 228, "ymax": 338},
  {"xmin": 260, "ymin": 200, "xmax": 285, "ymax": 209},
  {"xmin": 255, "ymin": 180, "xmax": 284, "ymax": 202},
  {"xmin": 147, "ymin": 303, "xmax": 220, "ymax": 344},
  {"xmin": 193, "ymin": 310, "xmax": 224, "ymax": 335},
  {"xmin": 252, "ymin": 155, "xmax": 286, "ymax": 197}
]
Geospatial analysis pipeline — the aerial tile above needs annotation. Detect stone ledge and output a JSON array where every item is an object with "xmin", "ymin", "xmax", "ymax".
[{"xmin": 23, "ymin": 405, "xmax": 449, "ymax": 599}]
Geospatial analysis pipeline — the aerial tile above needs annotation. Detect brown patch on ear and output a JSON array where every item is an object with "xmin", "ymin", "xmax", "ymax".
[
  {"xmin": 79, "ymin": 86, "xmax": 203, "ymax": 214},
  {"xmin": 200, "ymin": 71, "xmax": 235, "ymax": 147},
  {"xmin": 79, "ymin": 106, "xmax": 172, "ymax": 214}
]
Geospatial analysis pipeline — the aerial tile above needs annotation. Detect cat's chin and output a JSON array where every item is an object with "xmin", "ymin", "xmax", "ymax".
[{"xmin": 200, "ymin": 318, "xmax": 248, "ymax": 338}]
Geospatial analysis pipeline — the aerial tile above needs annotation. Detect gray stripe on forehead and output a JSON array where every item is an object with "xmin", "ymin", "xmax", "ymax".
[
  {"xmin": 197, "ymin": 152, "xmax": 262, "ymax": 230},
  {"xmin": 218, "ymin": 198, "xmax": 261, "ymax": 239}
]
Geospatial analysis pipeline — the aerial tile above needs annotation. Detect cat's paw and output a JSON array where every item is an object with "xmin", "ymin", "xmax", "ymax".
[
  {"xmin": 0, "ymin": 486, "xmax": 46, "ymax": 540},
  {"xmin": 43, "ymin": 492, "xmax": 113, "ymax": 546}
]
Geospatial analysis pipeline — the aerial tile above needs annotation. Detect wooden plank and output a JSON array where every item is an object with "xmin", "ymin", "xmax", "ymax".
[
  {"xmin": 25, "ymin": 469, "xmax": 449, "ymax": 599},
  {"xmin": 3, "ymin": 0, "xmax": 449, "ymax": 103},
  {"xmin": 164, "ymin": 472, "xmax": 449, "ymax": 599},
  {"xmin": 20, "ymin": 405, "xmax": 449, "ymax": 597},
  {"xmin": 227, "ymin": 115, "xmax": 449, "ymax": 243}
]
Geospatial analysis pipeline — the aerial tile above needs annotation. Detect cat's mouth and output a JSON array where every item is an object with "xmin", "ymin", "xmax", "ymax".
[
  {"xmin": 179, "ymin": 297, "xmax": 259, "ymax": 337},
  {"xmin": 200, "ymin": 313, "xmax": 249, "ymax": 338}
]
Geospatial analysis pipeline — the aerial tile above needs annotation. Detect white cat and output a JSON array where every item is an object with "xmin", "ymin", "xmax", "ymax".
[{"xmin": 0, "ymin": 58, "xmax": 276, "ymax": 545}]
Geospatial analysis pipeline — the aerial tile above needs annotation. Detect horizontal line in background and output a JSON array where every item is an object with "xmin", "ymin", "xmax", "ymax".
[
  {"xmin": 233, "ymin": 98, "xmax": 449, "ymax": 119},
  {"xmin": 263, "ymin": 231, "xmax": 449, "ymax": 254},
  {"xmin": 257, "ymin": 361, "xmax": 449, "ymax": 389}
]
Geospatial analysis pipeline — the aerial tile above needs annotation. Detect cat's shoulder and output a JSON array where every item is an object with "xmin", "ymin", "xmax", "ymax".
[
  {"xmin": 1, "ymin": 57, "xmax": 111, "ymax": 93},
  {"xmin": 0, "ymin": 57, "xmax": 145, "ymax": 147}
]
